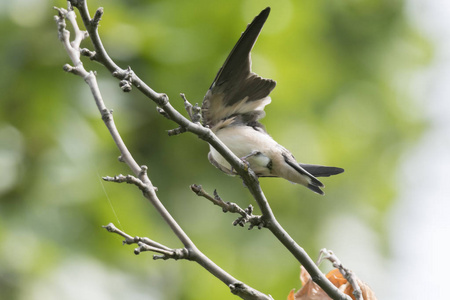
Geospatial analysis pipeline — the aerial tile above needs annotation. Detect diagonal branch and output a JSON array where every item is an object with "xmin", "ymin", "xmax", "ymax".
[
  {"xmin": 56, "ymin": 1, "xmax": 351, "ymax": 299},
  {"xmin": 54, "ymin": 5, "xmax": 271, "ymax": 300}
]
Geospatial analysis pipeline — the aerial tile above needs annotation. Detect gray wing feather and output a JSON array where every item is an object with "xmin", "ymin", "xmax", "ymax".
[{"xmin": 202, "ymin": 7, "xmax": 276, "ymax": 128}]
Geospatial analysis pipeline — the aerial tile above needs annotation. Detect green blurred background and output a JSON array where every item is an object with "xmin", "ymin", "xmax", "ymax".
[{"xmin": 0, "ymin": 0, "xmax": 440, "ymax": 299}]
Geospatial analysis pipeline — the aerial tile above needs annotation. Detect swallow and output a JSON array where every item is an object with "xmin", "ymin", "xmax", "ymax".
[{"xmin": 201, "ymin": 7, "xmax": 344, "ymax": 195}]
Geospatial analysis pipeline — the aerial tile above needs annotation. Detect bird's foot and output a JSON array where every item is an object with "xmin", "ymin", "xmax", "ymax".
[
  {"xmin": 241, "ymin": 150, "xmax": 261, "ymax": 161},
  {"xmin": 229, "ymin": 151, "xmax": 259, "ymax": 174},
  {"xmin": 240, "ymin": 150, "xmax": 261, "ymax": 171}
]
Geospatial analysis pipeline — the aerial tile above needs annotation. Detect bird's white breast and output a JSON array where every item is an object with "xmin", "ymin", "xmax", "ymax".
[{"xmin": 209, "ymin": 126, "xmax": 278, "ymax": 175}]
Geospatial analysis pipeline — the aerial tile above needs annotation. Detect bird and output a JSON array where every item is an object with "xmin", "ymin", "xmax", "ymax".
[{"xmin": 201, "ymin": 7, "xmax": 344, "ymax": 195}]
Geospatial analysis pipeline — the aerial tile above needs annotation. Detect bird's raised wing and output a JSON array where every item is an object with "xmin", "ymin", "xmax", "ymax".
[{"xmin": 202, "ymin": 7, "xmax": 276, "ymax": 129}]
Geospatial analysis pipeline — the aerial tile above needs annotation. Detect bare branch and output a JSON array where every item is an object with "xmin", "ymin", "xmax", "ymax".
[
  {"xmin": 91, "ymin": 7, "xmax": 103, "ymax": 27},
  {"xmin": 137, "ymin": 243, "xmax": 188, "ymax": 260},
  {"xmin": 103, "ymin": 174, "xmax": 147, "ymax": 190},
  {"xmin": 80, "ymin": 47, "xmax": 96, "ymax": 59},
  {"xmin": 156, "ymin": 106, "xmax": 172, "ymax": 120},
  {"xmin": 318, "ymin": 249, "xmax": 363, "ymax": 300},
  {"xmin": 102, "ymin": 224, "xmax": 271, "ymax": 299},
  {"xmin": 55, "ymin": 1, "xmax": 352, "ymax": 299},
  {"xmin": 181, "ymin": 93, "xmax": 202, "ymax": 124},
  {"xmin": 103, "ymin": 223, "xmax": 188, "ymax": 260},
  {"xmin": 167, "ymin": 126, "xmax": 187, "ymax": 136},
  {"xmin": 190, "ymin": 184, "xmax": 265, "ymax": 229},
  {"xmin": 54, "ymin": 4, "xmax": 273, "ymax": 298}
]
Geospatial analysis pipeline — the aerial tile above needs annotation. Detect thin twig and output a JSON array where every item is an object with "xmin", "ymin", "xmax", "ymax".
[
  {"xmin": 318, "ymin": 249, "xmax": 363, "ymax": 300},
  {"xmin": 103, "ymin": 223, "xmax": 188, "ymax": 260},
  {"xmin": 190, "ymin": 184, "xmax": 265, "ymax": 229},
  {"xmin": 181, "ymin": 93, "xmax": 202, "ymax": 123}
]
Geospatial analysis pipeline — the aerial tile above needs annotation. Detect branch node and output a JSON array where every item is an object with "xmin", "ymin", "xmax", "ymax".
[
  {"xmin": 112, "ymin": 70, "xmax": 120, "ymax": 78},
  {"xmin": 102, "ymin": 174, "xmax": 141, "ymax": 187},
  {"xmin": 63, "ymin": 63, "xmax": 74, "ymax": 73},
  {"xmin": 213, "ymin": 189, "xmax": 221, "ymax": 200},
  {"xmin": 139, "ymin": 165, "xmax": 148, "ymax": 176},
  {"xmin": 91, "ymin": 7, "xmax": 104, "ymax": 27},
  {"xmin": 127, "ymin": 236, "xmax": 140, "ymax": 245},
  {"xmin": 80, "ymin": 48, "xmax": 97, "ymax": 60},
  {"xmin": 115, "ymin": 67, "xmax": 134, "ymax": 92},
  {"xmin": 101, "ymin": 108, "xmax": 112, "ymax": 122},
  {"xmin": 196, "ymin": 127, "xmax": 213, "ymax": 142},
  {"xmin": 167, "ymin": 126, "xmax": 187, "ymax": 136},
  {"xmin": 102, "ymin": 222, "xmax": 116, "ymax": 232},
  {"xmin": 138, "ymin": 165, "xmax": 156, "ymax": 191},
  {"xmin": 103, "ymin": 173, "xmax": 157, "ymax": 195},
  {"xmin": 154, "ymin": 247, "xmax": 189, "ymax": 261},
  {"xmin": 156, "ymin": 93, "xmax": 169, "ymax": 107},
  {"xmin": 229, "ymin": 282, "xmax": 245, "ymax": 295},
  {"xmin": 134, "ymin": 243, "xmax": 189, "ymax": 260},
  {"xmin": 156, "ymin": 107, "xmax": 172, "ymax": 120},
  {"xmin": 181, "ymin": 93, "xmax": 202, "ymax": 123},
  {"xmin": 119, "ymin": 80, "xmax": 132, "ymax": 92},
  {"xmin": 192, "ymin": 185, "xmax": 265, "ymax": 229},
  {"xmin": 190, "ymin": 184, "xmax": 202, "ymax": 195},
  {"xmin": 191, "ymin": 103, "xmax": 202, "ymax": 124},
  {"xmin": 54, "ymin": 7, "xmax": 68, "ymax": 23}
]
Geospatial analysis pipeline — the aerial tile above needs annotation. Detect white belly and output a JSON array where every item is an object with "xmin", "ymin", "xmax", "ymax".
[{"xmin": 209, "ymin": 126, "xmax": 278, "ymax": 175}]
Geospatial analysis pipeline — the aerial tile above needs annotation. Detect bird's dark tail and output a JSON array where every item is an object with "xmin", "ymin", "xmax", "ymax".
[{"xmin": 299, "ymin": 164, "xmax": 344, "ymax": 177}]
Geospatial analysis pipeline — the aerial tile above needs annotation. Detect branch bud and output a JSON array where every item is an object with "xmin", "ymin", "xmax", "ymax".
[
  {"xmin": 63, "ymin": 64, "xmax": 73, "ymax": 72},
  {"xmin": 91, "ymin": 7, "xmax": 104, "ymax": 27},
  {"xmin": 119, "ymin": 80, "xmax": 132, "ymax": 92}
]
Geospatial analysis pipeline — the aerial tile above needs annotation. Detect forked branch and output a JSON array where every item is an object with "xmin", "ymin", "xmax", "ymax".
[
  {"xmin": 190, "ymin": 184, "xmax": 265, "ymax": 229},
  {"xmin": 54, "ymin": 4, "xmax": 271, "ymax": 300},
  {"xmin": 54, "ymin": 1, "xmax": 351, "ymax": 299}
]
